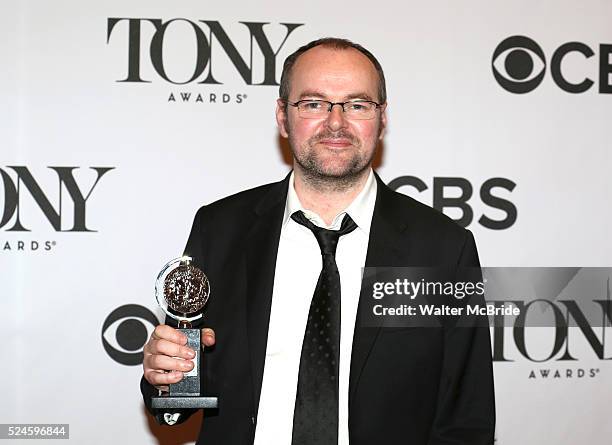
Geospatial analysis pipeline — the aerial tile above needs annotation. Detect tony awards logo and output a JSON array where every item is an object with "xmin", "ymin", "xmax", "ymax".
[{"xmin": 152, "ymin": 256, "xmax": 218, "ymax": 409}]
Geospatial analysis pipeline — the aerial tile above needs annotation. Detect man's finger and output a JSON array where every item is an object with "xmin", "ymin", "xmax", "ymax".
[
  {"xmin": 149, "ymin": 338, "xmax": 196, "ymax": 360},
  {"xmin": 148, "ymin": 354, "xmax": 195, "ymax": 374},
  {"xmin": 201, "ymin": 328, "xmax": 216, "ymax": 347},
  {"xmin": 152, "ymin": 324, "xmax": 188, "ymax": 345},
  {"xmin": 145, "ymin": 369, "xmax": 184, "ymax": 386}
]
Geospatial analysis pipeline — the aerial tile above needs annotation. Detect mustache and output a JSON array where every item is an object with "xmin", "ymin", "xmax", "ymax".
[{"xmin": 309, "ymin": 129, "xmax": 359, "ymax": 146}]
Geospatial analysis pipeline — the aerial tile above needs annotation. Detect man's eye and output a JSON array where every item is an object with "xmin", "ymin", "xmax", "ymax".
[
  {"xmin": 303, "ymin": 101, "xmax": 323, "ymax": 110},
  {"xmin": 348, "ymin": 102, "xmax": 367, "ymax": 111}
]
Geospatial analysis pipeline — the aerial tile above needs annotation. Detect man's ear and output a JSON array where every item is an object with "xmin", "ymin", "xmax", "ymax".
[
  {"xmin": 276, "ymin": 99, "xmax": 289, "ymax": 138},
  {"xmin": 378, "ymin": 104, "xmax": 388, "ymax": 140}
]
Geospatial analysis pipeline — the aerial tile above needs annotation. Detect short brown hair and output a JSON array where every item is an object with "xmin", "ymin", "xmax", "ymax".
[{"xmin": 279, "ymin": 37, "xmax": 387, "ymax": 104}]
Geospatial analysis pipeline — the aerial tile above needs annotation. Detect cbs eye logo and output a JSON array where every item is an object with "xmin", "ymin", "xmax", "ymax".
[
  {"xmin": 492, "ymin": 35, "xmax": 612, "ymax": 94},
  {"xmin": 492, "ymin": 36, "xmax": 546, "ymax": 94},
  {"xmin": 101, "ymin": 304, "xmax": 160, "ymax": 366}
]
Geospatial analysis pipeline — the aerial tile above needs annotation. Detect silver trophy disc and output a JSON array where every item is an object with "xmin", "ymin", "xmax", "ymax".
[{"xmin": 155, "ymin": 256, "xmax": 210, "ymax": 326}]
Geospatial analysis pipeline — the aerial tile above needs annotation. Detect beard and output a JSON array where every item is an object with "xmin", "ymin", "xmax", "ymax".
[{"xmin": 287, "ymin": 123, "xmax": 379, "ymax": 190}]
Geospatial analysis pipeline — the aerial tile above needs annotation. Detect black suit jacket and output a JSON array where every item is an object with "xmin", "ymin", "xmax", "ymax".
[{"xmin": 141, "ymin": 173, "xmax": 495, "ymax": 444}]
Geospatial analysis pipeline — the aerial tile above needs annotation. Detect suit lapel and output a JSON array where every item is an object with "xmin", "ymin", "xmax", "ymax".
[
  {"xmin": 244, "ymin": 174, "xmax": 289, "ymax": 411},
  {"xmin": 349, "ymin": 174, "xmax": 410, "ymax": 403}
]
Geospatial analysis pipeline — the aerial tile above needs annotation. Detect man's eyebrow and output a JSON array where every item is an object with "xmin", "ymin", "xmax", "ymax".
[
  {"xmin": 345, "ymin": 92, "xmax": 375, "ymax": 102},
  {"xmin": 297, "ymin": 90, "xmax": 327, "ymax": 100}
]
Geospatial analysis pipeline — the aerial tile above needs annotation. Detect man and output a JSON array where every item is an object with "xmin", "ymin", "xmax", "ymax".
[{"xmin": 141, "ymin": 37, "xmax": 495, "ymax": 444}]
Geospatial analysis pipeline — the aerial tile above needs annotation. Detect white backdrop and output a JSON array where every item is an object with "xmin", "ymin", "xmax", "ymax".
[{"xmin": 1, "ymin": 0, "xmax": 611, "ymax": 443}]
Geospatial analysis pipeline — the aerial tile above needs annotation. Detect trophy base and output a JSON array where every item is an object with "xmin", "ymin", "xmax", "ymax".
[{"xmin": 151, "ymin": 395, "xmax": 218, "ymax": 409}]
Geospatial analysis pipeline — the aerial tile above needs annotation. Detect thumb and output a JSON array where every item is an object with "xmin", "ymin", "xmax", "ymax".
[{"xmin": 201, "ymin": 327, "xmax": 216, "ymax": 347}]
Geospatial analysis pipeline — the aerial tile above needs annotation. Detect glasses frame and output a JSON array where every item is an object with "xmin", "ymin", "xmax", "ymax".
[{"xmin": 283, "ymin": 99, "xmax": 386, "ymax": 120}]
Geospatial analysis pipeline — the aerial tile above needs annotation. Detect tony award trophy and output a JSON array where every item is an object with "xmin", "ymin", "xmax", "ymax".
[{"xmin": 151, "ymin": 256, "xmax": 218, "ymax": 409}]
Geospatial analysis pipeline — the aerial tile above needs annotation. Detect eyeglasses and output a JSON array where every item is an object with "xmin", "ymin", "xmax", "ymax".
[{"xmin": 284, "ymin": 99, "xmax": 385, "ymax": 120}]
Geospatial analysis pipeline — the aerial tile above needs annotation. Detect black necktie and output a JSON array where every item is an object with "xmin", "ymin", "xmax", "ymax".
[{"xmin": 290, "ymin": 210, "xmax": 358, "ymax": 445}]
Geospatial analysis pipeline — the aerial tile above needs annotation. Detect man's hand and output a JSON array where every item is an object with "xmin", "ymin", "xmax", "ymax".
[{"xmin": 143, "ymin": 325, "xmax": 216, "ymax": 392}]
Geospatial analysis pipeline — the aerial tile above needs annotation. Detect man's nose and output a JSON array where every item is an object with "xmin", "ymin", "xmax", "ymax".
[{"xmin": 324, "ymin": 103, "xmax": 348, "ymax": 131}]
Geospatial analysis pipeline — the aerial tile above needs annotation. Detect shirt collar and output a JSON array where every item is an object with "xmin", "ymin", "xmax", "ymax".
[{"xmin": 282, "ymin": 169, "xmax": 377, "ymax": 234}]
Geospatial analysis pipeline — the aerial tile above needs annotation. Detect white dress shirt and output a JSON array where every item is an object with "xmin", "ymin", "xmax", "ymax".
[{"xmin": 253, "ymin": 170, "xmax": 377, "ymax": 445}]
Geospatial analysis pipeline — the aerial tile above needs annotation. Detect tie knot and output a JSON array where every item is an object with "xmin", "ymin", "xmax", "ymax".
[{"xmin": 291, "ymin": 211, "xmax": 358, "ymax": 256}]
